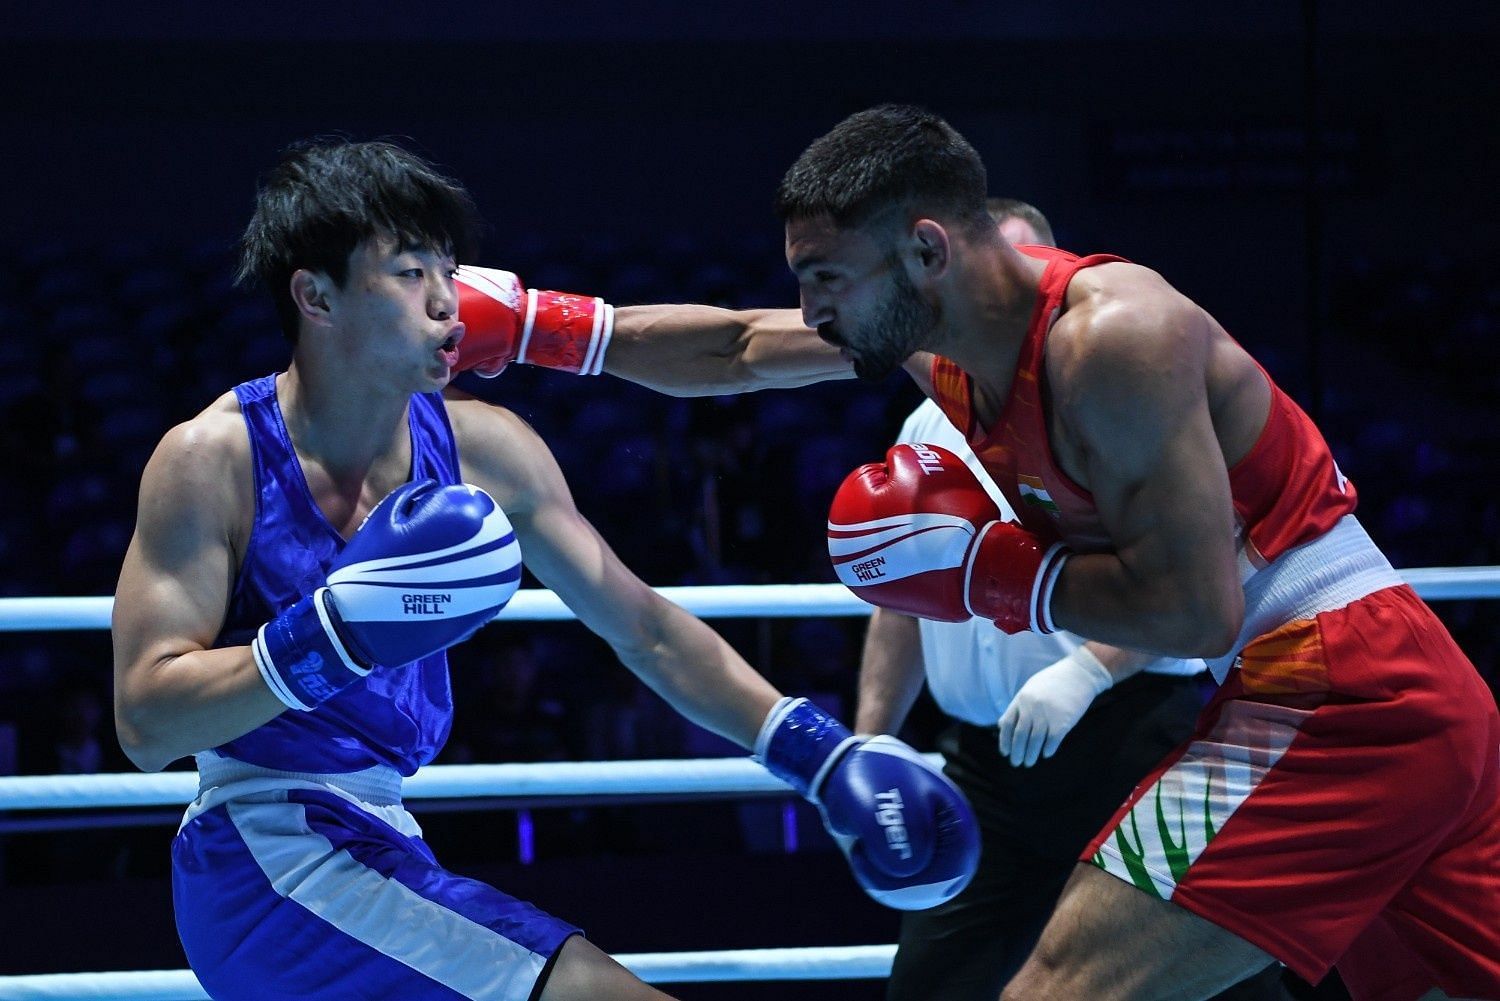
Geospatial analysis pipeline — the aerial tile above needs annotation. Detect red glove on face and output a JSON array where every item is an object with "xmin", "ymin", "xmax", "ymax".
[
  {"xmin": 827, "ymin": 444, "xmax": 1071, "ymax": 634},
  {"xmin": 454, "ymin": 266, "xmax": 615, "ymax": 378}
]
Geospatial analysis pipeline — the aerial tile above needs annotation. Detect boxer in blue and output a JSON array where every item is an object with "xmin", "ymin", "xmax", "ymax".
[{"xmin": 110, "ymin": 140, "xmax": 978, "ymax": 1000}]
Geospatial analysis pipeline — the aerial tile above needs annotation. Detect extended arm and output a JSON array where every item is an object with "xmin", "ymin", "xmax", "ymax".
[
  {"xmin": 453, "ymin": 266, "xmax": 852, "ymax": 396},
  {"xmin": 459, "ymin": 403, "xmax": 780, "ymax": 744},
  {"xmin": 606, "ymin": 304, "xmax": 852, "ymax": 396},
  {"xmin": 527, "ymin": 498, "xmax": 785, "ymax": 746},
  {"xmin": 452, "ymin": 395, "xmax": 980, "ymax": 909}
]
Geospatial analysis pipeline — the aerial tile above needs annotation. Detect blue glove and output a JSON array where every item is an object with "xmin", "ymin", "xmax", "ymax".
[
  {"xmin": 253, "ymin": 480, "xmax": 522, "ymax": 711},
  {"xmin": 755, "ymin": 697, "xmax": 980, "ymax": 910}
]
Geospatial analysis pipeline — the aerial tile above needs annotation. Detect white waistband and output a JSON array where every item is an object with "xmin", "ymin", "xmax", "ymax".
[
  {"xmin": 184, "ymin": 752, "xmax": 407, "ymax": 828},
  {"xmin": 1210, "ymin": 515, "xmax": 1403, "ymax": 683}
]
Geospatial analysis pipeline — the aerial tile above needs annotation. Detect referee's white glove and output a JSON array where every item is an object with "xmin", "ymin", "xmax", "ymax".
[{"xmin": 997, "ymin": 646, "xmax": 1113, "ymax": 767}]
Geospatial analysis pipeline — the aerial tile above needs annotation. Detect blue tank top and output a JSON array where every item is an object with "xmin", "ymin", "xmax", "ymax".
[{"xmin": 213, "ymin": 375, "xmax": 461, "ymax": 775}]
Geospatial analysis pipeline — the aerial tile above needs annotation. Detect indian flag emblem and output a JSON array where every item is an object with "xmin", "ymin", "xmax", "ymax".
[{"xmin": 1018, "ymin": 474, "xmax": 1059, "ymax": 518}]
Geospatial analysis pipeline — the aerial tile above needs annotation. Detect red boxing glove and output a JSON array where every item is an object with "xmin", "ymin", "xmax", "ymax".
[
  {"xmin": 827, "ymin": 443, "xmax": 1071, "ymax": 634},
  {"xmin": 454, "ymin": 265, "xmax": 615, "ymax": 378}
]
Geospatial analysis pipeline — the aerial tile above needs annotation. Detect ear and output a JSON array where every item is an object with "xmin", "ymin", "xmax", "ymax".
[
  {"xmin": 910, "ymin": 219, "xmax": 951, "ymax": 279},
  {"xmin": 288, "ymin": 269, "xmax": 335, "ymax": 330}
]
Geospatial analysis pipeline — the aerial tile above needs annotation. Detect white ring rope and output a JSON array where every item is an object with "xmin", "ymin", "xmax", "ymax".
[
  {"xmin": 0, "ymin": 754, "xmax": 932, "ymax": 812},
  {"xmin": 0, "ymin": 945, "xmax": 898, "ymax": 998},
  {"xmin": 2, "ymin": 572, "xmax": 1496, "ymax": 996},
  {"xmin": 0, "ymin": 584, "xmax": 863, "ymax": 632},
  {"xmin": 1, "ymin": 567, "xmax": 1494, "ymax": 813},
  {"xmin": 1, "ymin": 568, "xmax": 1497, "ymax": 632}
]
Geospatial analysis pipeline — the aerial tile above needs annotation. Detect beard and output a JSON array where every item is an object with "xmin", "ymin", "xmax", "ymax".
[{"xmin": 821, "ymin": 266, "xmax": 939, "ymax": 382}]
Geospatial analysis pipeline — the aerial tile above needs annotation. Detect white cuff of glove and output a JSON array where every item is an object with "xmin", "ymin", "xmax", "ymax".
[
  {"xmin": 517, "ymin": 292, "xmax": 614, "ymax": 375},
  {"xmin": 584, "ymin": 301, "xmax": 614, "ymax": 376}
]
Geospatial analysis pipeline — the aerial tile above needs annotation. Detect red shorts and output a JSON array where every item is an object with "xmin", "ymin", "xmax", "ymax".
[{"xmin": 1083, "ymin": 585, "xmax": 1500, "ymax": 1001}]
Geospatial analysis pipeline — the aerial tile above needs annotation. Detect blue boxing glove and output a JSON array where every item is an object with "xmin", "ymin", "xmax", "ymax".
[
  {"xmin": 253, "ymin": 480, "xmax": 522, "ymax": 711},
  {"xmin": 755, "ymin": 697, "xmax": 980, "ymax": 910}
]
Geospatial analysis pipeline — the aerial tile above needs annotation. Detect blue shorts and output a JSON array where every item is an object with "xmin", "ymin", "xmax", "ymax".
[{"xmin": 172, "ymin": 785, "xmax": 579, "ymax": 1000}]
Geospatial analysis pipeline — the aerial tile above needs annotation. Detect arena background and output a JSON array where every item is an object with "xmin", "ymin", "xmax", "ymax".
[{"xmin": 1, "ymin": 3, "xmax": 1497, "ymax": 998}]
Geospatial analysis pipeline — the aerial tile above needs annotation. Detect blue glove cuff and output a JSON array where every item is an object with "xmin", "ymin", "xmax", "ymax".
[
  {"xmin": 754, "ymin": 697, "xmax": 860, "ymax": 801},
  {"xmin": 253, "ymin": 589, "xmax": 370, "ymax": 712}
]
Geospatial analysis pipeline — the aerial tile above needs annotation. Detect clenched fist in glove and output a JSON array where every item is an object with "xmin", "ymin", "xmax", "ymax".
[
  {"xmin": 827, "ymin": 443, "xmax": 1072, "ymax": 634},
  {"xmin": 454, "ymin": 266, "xmax": 614, "ymax": 378},
  {"xmin": 755, "ymin": 696, "xmax": 980, "ymax": 910},
  {"xmin": 253, "ymin": 480, "xmax": 521, "ymax": 711}
]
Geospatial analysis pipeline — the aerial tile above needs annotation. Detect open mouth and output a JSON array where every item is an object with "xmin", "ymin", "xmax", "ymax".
[{"xmin": 437, "ymin": 333, "xmax": 460, "ymax": 368}]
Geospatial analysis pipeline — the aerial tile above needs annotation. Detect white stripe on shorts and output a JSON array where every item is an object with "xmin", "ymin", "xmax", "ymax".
[
  {"xmin": 227, "ymin": 796, "xmax": 547, "ymax": 1001},
  {"xmin": 1092, "ymin": 699, "xmax": 1310, "ymax": 899}
]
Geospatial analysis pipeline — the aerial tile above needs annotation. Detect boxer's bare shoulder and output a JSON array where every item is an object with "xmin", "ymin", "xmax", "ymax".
[
  {"xmin": 1040, "ymin": 265, "xmax": 1209, "ymax": 468},
  {"xmin": 139, "ymin": 390, "xmax": 254, "ymax": 548},
  {"xmin": 1051, "ymin": 262, "xmax": 1204, "ymax": 374},
  {"xmin": 1050, "ymin": 263, "xmax": 1271, "ymax": 471},
  {"xmin": 441, "ymin": 387, "xmax": 559, "ymax": 517}
]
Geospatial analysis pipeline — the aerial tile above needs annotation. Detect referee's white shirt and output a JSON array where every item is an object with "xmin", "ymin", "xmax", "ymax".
[{"xmin": 897, "ymin": 399, "xmax": 1204, "ymax": 727}]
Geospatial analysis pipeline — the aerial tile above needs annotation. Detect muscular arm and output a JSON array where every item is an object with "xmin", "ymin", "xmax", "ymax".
[
  {"xmin": 451, "ymin": 395, "xmax": 781, "ymax": 746},
  {"xmin": 604, "ymin": 304, "xmax": 853, "ymax": 396},
  {"xmin": 1048, "ymin": 295, "xmax": 1243, "ymax": 657},
  {"xmin": 447, "ymin": 394, "xmax": 980, "ymax": 911},
  {"xmin": 112, "ymin": 417, "xmax": 285, "ymax": 772},
  {"xmin": 855, "ymin": 608, "xmax": 927, "ymax": 735}
]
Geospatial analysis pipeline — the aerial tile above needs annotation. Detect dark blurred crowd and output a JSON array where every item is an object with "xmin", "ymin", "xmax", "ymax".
[{"xmin": 0, "ymin": 234, "xmax": 1495, "ymax": 859}]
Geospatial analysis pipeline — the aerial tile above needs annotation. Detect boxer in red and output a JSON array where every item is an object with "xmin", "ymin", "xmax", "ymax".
[{"xmin": 453, "ymin": 107, "xmax": 1498, "ymax": 1001}]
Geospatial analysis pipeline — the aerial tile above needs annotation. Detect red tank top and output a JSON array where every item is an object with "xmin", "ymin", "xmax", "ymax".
[{"xmin": 930, "ymin": 246, "xmax": 1356, "ymax": 568}]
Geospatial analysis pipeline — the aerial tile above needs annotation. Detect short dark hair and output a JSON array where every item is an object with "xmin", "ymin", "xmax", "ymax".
[
  {"xmin": 236, "ymin": 138, "xmax": 480, "ymax": 343},
  {"xmin": 775, "ymin": 105, "xmax": 992, "ymax": 237},
  {"xmin": 985, "ymin": 198, "xmax": 1056, "ymax": 247}
]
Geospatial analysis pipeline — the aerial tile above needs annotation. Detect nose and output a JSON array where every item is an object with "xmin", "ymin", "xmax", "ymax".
[
  {"xmin": 800, "ymin": 287, "xmax": 833, "ymax": 329},
  {"xmin": 431, "ymin": 272, "xmax": 459, "ymax": 321}
]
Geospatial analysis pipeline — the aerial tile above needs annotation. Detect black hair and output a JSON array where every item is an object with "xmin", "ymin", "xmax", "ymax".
[
  {"xmin": 775, "ymin": 105, "xmax": 993, "ymax": 238},
  {"xmin": 235, "ymin": 138, "xmax": 480, "ymax": 343}
]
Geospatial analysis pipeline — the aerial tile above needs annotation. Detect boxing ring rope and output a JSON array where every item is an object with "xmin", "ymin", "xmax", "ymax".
[
  {"xmin": 0, "ymin": 755, "xmax": 944, "ymax": 812},
  {"xmin": 1, "ymin": 569, "xmax": 1496, "ymax": 998},
  {"xmin": 4, "ymin": 568, "xmax": 1498, "ymax": 634},
  {"xmin": 4, "ymin": 568, "xmax": 1493, "ymax": 814},
  {"xmin": 0, "ymin": 583, "xmax": 874, "ymax": 632},
  {"xmin": 0, "ymin": 946, "xmax": 899, "ymax": 998}
]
